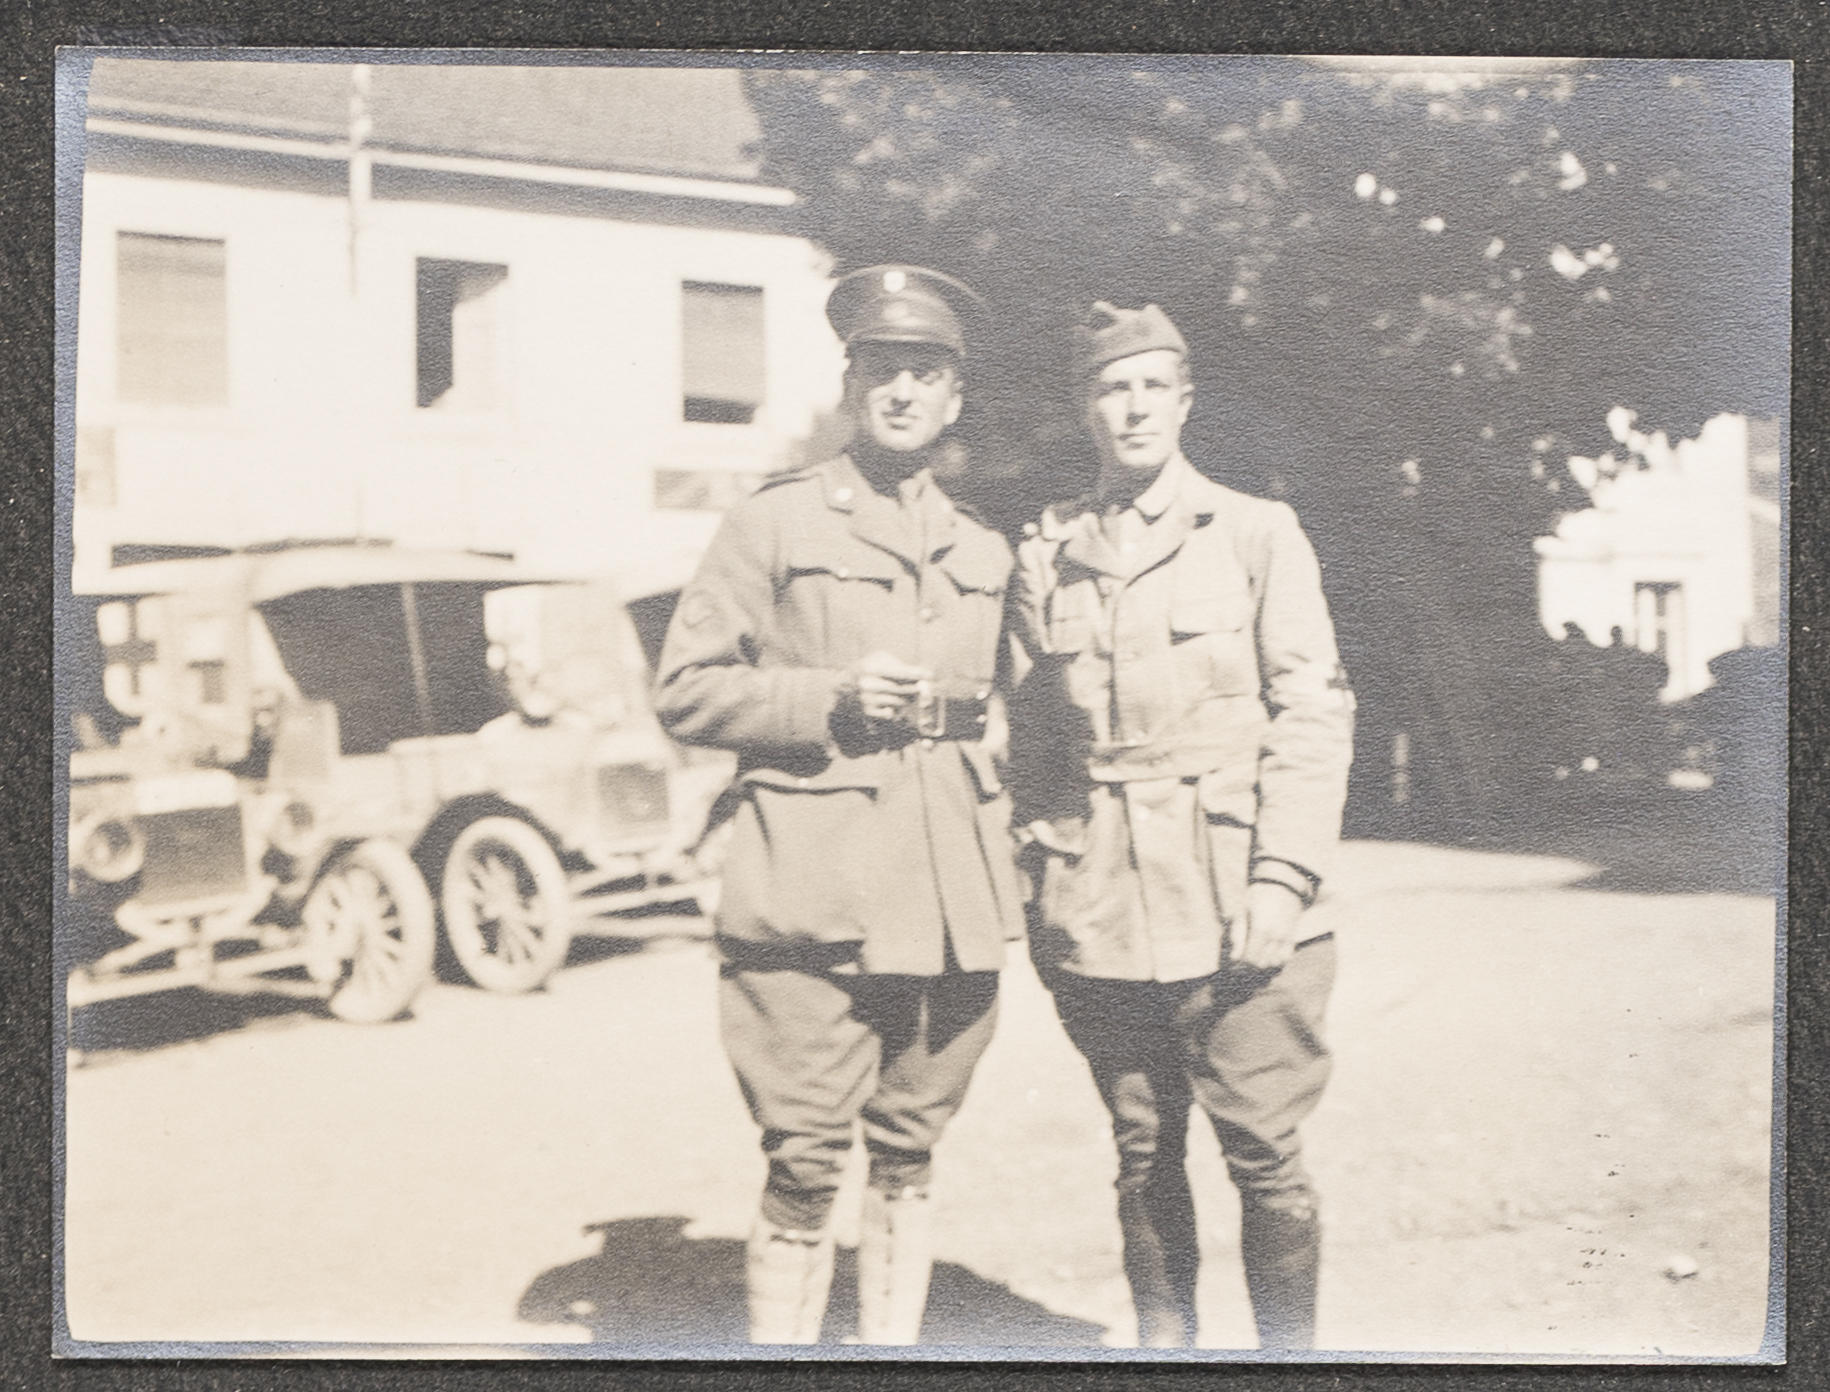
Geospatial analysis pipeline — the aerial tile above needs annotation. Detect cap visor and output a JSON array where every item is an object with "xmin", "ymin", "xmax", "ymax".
[{"xmin": 849, "ymin": 327, "xmax": 964, "ymax": 351}]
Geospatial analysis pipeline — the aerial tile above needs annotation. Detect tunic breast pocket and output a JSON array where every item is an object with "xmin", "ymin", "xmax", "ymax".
[
  {"xmin": 782, "ymin": 548, "xmax": 901, "ymax": 655},
  {"xmin": 938, "ymin": 542, "xmax": 1009, "ymax": 602},
  {"xmin": 1046, "ymin": 585, "xmax": 1110, "ymax": 719},
  {"xmin": 1169, "ymin": 587, "xmax": 1258, "ymax": 697},
  {"xmin": 936, "ymin": 542, "xmax": 1011, "ymax": 668},
  {"xmin": 1046, "ymin": 584, "xmax": 1103, "ymax": 657}
]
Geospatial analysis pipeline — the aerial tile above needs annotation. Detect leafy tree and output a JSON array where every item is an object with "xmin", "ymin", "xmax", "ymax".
[{"xmin": 746, "ymin": 58, "xmax": 1789, "ymax": 824}]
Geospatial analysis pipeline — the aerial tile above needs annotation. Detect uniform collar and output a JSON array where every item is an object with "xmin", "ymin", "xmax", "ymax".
[
  {"xmin": 1098, "ymin": 451, "xmax": 1192, "ymax": 523},
  {"xmin": 818, "ymin": 452, "xmax": 939, "ymax": 511},
  {"xmin": 821, "ymin": 452, "xmax": 952, "ymax": 568},
  {"xmin": 1064, "ymin": 453, "xmax": 1209, "ymax": 581},
  {"xmin": 816, "ymin": 453, "xmax": 867, "ymax": 512}
]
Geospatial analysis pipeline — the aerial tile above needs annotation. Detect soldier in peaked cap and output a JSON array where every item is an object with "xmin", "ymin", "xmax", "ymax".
[
  {"xmin": 824, "ymin": 262, "xmax": 981, "ymax": 357},
  {"xmin": 654, "ymin": 265, "xmax": 1021, "ymax": 1346},
  {"xmin": 1007, "ymin": 301, "xmax": 1355, "ymax": 1349}
]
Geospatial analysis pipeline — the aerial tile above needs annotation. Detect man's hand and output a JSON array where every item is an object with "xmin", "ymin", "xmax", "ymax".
[
  {"xmin": 845, "ymin": 651, "xmax": 931, "ymax": 725},
  {"xmin": 1231, "ymin": 880, "xmax": 1307, "ymax": 970},
  {"xmin": 980, "ymin": 692, "xmax": 1011, "ymax": 767}
]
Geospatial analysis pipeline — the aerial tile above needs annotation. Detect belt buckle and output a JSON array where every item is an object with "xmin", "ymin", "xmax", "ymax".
[{"xmin": 913, "ymin": 680, "xmax": 946, "ymax": 738}]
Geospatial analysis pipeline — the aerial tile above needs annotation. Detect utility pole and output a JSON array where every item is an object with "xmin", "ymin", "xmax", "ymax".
[
  {"xmin": 347, "ymin": 64, "xmax": 373, "ymax": 540},
  {"xmin": 347, "ymin": 63, "xmax": 372, "ymax": 294}
]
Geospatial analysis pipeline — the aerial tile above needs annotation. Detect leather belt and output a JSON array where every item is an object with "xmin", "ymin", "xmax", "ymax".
[{"xmin": 911, "ymin": 680, "xmax": 992, "ymax": 741}]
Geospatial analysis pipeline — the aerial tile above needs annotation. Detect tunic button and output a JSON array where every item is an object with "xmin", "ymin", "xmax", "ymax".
[
  {"xmin": 797, "ymin": 777, "xmax": 809, "ymax": 788},
  {"xmin": 920, "ymin": 606, "xmax": 936, "ymax": 622},
  {"xmin": 834, "ymin": 487, "xmax": 853, "ymax": 503},
  {"xmin": 836, "ymin": 566, "xmax": 850, "ymax": 580}
]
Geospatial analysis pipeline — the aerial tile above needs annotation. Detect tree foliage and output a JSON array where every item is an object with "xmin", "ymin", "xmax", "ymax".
[{"xmin": 745, "ymin": 58, "xmax": 1789, "ymax": 820}]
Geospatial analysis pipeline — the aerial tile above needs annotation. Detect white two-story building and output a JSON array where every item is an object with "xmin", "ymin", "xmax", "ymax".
[
  {"xmin": 70, "ymin": 58, "xmax": 846, "ymax": 601},
  {"xmin": 1535, "ymin": 410, "xmax": 1782, "ymax": 699}
]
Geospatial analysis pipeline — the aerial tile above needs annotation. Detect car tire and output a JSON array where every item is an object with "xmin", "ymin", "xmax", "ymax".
[
  {"xmin": 305, "ymin": 838, "xmax": 437, "ymax": 1024},
  {"xmin": 440, "ymin": 816, "xmax": 574, "ymax": 994}
]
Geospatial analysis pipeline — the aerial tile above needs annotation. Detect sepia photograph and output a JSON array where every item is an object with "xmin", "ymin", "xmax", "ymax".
[{"xmin": 52, "ymin": 50, "xmax": 1788, "ymax": 1362}]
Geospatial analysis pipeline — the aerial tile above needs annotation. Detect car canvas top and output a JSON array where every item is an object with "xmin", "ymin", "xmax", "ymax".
[{"xmin": 73, "ymin": 541, "xmax": 591, "ymax": 602}]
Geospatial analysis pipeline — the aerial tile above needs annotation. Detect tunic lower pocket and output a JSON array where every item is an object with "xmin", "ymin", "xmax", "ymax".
[
  {"xmin": 1195, "ymin": 773, "xmax": 1258, "ymax": 826},
  {"xmin": 719, "ymin": 783, "xmax": 878, "ymax": 945},
  {"xmin": 960, "ymin": 742, "xmax": 1006, "ymax": 801},
  {"xmin": 1197, "ymin": 772, "xmax": 1257, "ymax": 931}
]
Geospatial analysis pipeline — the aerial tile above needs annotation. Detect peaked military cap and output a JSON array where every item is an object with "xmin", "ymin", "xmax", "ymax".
[
  {"xmin": 827, "ymin": 264, "xmax": 985, "ymax": 359},
  {"xmin": 1072, "ymin": 300, "xmax": 1189, "ymax": 379}
]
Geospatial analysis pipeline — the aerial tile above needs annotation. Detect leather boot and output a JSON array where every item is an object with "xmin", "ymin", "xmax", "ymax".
[
  {"xmin": 745, "ymin": 1218, "xmax": 835, "ymax": 1344},
  {"xmin": 1240, "ymin": 1200, "xmax": 1320, "ymax": 1351},
  {"xmin": 1118, "ymin": 1189, "xmax": 1197, "ymax": 1348},
  {"xmin": 856, "ymin": 1185, "xmax": 934, "ymax": 1345}
]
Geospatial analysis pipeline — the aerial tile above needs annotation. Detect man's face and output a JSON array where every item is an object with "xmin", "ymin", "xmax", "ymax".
[
  {"xmin": 847, "ymin": 342, "xmax": 964, "ymax": 454},
  {"xmin": 1086, "ymin": 348, "xmax": 1193, "ymax": 477}
]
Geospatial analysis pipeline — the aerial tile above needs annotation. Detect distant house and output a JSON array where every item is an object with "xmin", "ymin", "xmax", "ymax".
[
  {"xmin": 71, "ymin": 58, "xmax": 845, "ymax": 599},
  {"xmin": 1533, "ymin": 411, "xmax": 1782, "ymax": 699}
]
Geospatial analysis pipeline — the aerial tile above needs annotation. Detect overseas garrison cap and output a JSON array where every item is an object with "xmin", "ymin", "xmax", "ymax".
[
  {"xmin": 826, "ymin": 264, "xmax": 984, "ymax": 359},
  {"xmin": 1072, "ymin": 300, "xmax": 1189, "ymax": 379}
]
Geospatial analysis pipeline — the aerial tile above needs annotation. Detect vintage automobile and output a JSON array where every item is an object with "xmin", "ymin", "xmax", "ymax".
[{"xmin": 65, "ymin": 542, "xmax": 730, "ymax": 1023}]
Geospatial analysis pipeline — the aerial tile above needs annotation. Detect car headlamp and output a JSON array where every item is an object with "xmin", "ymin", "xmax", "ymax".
[
  {"xmin": 267, "ymin": 798, "xmax": 319, "ymax": 857},
  {"xmin": 73, "ymin": 812, "xmax": 146, "ymax": 884}
]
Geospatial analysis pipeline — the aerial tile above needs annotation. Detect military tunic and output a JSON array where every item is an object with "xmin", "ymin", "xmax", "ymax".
[
  {"xmin": 1010, "ymin": 452, "xmax": 1355, "ymax": 983},
  {"xmin": 655, "ymin": 452, "xmax": 1021, "ymax": 1232},
  {"xmin": 1008, "ymin": 449, "xmax": 1357, "ymax": 1346},
  {"xmin": 655, "ymin": 451, "xmax": 1024, "ymax": 975}
]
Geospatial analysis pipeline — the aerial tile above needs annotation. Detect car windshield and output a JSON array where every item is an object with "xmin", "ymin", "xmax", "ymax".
[
  {"xmin": 260, "ymin": 582, "xmax": 507, "ymax": 755},
  {"xmin": 73, "ymin": 578, "xmax": 656, "ymax": 760},
  {"xmin": 255, "ymin": 580, "xmax": 652, "ymax": 755},
  {"xmin": 481, "ymin": 581, "xmax": 655, "ymax": 730}
]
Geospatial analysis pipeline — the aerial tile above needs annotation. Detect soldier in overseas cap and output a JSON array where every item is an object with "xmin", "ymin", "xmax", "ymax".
[
  {"xmin": 653, "ymin": 265, "xmax": 1020, "ymax": 1346},
  {"xmin": 1008, "ymin": 301, "xmax": 1355, "ymax": 1350}
]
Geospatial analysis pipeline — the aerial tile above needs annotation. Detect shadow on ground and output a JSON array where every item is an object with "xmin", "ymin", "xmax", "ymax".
[
  {"xmin": 563, "ymin": 905, "xmax": 711, "ymax": 971},
  {"xmin": 70, "ymin": 907, "xmax": 710, "ymax": 1055},
  {"xmin": 518, "ymin": 1215, "xmax": 1105, "ymax": 1350},
  {"xmin": 68, "ymin": 987, "xmax": 325, "ymax": 1059},
  {"xmin": 1481, "ymin": 791, "xmax": 1779, "ymax": 896},
  {"xmin": 1360, "ymin": 784, "xmax": 1781, "ymax": 897},
  {"xmin": 428, "ymin": 898, "xmax": 707, "ymax": 985}
]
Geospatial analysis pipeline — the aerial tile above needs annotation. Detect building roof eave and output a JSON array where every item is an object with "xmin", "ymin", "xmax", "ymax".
[{"xmin": 84, "ymin": 115, "xmax": 799, "ymax": 209}]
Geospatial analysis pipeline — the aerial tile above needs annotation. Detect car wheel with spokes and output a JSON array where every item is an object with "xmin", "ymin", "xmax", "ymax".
[
  {"xmin": 440, "ymin": 816, "xmax": 574, "ymax": 994},
  {"xmin": 303, "ymin": 838, "xmax": 437, "ymax": 1024}
]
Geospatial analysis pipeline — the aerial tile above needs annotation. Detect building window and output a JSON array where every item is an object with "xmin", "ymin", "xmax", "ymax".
[
  {"xmin": 117, "ymin": 232, "xmax": 228, "ymax": 406},
  {"xmin": 681, "ymin": 281, "xmax": 764, "ymax": 425},
  {"xmin": 97, "ymin": 599, "xmax": 162, "ymax": 716},
  {"xmin": 1634, "ymin": 581, "xmax": 1685, "ymax": 683},
  {"xmin": 75, "ymin": 427, "xmax": 117, "ymax": 508},
  {"xmin": 417, "ymin": 259, "xmax": 508, "ymax": 410}
]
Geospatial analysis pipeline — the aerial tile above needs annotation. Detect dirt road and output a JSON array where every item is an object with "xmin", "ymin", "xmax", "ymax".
[{"xmin": 61, "ymin": 836, "xmax": 1777, "ymax": 1358}]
